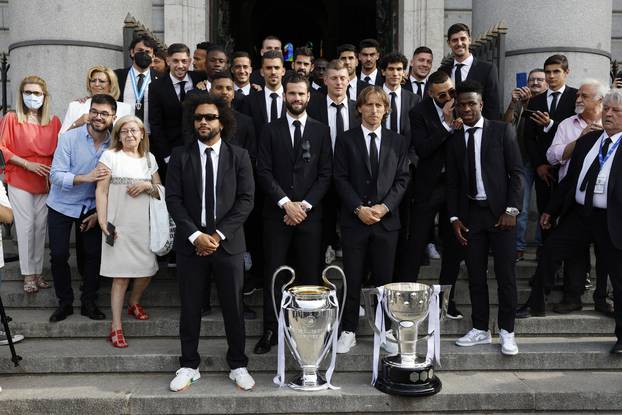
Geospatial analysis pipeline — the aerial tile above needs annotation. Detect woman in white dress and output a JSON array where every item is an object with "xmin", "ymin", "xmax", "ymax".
[
  {"xmin": 59, "ymin": 66, "xmax": 133, "ymax": 134},
  {"xmin": 95, "ymin": 115, "xmax": 160, "ymax": 348}
]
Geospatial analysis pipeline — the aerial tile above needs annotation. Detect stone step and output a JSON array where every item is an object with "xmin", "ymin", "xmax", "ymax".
[
  {"xmin": 0, "ymin": 371, "xmax": 620, "ymax": 414},
  {"xmin": 5, "ymin": 307, "xmax": 616, "ymax": 339},
  {"xmin": 1, "ymin": 336, "xmax": 620, "ymax": 374}
]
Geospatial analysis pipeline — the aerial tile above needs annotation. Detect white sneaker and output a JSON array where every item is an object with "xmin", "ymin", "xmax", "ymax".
[
  {"xmin": 499, "ymin": 329, "xmax": 519, "ymax": 356},
  {"xmin": 0, "ymin": 331, "xmax": 24, "ymax": 345},
  {"xmin": 336, "ymin": 331, "xmax": 356, "ymax": 353},
  {"xmin": 243, "ymin": 252, "xmax": 253, "ymax": 271},
  {"xmin": 325, "ymin": 245, "xmax": 336, "ymax": 264},
  {"xmin": 426, "ymin": 243, "xmax": 441, "ymax": 260},
  {"xmin": 169, "ymin": 367, "xmax": 200, "ymax": 392},
  {"xmin": 381, "ymin": 330, "xmax": 398, "ymax": 354},
  {"xmin": 455, "ymin": 328, "xmax": 492, "ymax": 347},
  {"xmin": 358, "ymin": 305, "xmax": 365, "ymax": 317},
  {"xmin": 229, "ymin": 367, "xmax": 255, "ymax": 390}
]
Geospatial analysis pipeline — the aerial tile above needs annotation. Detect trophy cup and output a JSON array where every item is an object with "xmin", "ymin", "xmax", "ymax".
[
  {"xmin": 363, "ymin": 283, "xmax": 451, "ymax": 396},
  {"xmin": 272, "ymin": 265, "xmax": 347, "ymax": 391}
]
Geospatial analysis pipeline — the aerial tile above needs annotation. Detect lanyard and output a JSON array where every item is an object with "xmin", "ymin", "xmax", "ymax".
[
  {"xmin": 130, "ymin": 68, "xmax": 149, "ymax": 103},
  {"xmin": 599, "ymin": 136, "xmax": 621, "ymax": 169}
]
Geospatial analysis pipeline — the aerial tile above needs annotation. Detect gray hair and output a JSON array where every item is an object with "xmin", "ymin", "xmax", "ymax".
[
  {"xmin": 580, "ymin": 78, "xmax": 608, "ymax": 100},
  {"xmin": 603, "ymin": 88, "xmax": 622, "ymax": 107}
]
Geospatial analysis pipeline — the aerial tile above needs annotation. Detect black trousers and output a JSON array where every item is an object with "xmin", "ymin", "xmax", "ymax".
[
  {"xmin": 341, "ymin": 223, "xmax": 399, "ymax": 332},
  {"xmin": 262, "ymin": 218, "xmax": 322, "ymax": 331},
  {"xmin": 177, "ymin": 248, "xmax": 247, "ymax": 370},
  {"xmin": 48, "ymin": 207, "xmax": 101, "ymax": 307},
  {"xmin": 320, "ymin": 184, "xmax": 340, "ymax": 261},
  {"xmin": 464, "ymin": 202, "xmax": 517, "ymax": 333}
]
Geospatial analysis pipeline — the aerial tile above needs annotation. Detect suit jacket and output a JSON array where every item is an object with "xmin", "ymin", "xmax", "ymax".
[
  {"xmin": 148, "ymin": 71, "xmax": 206, "ymax": 161},
  {"xmin": 113, "ymin": 67, "xmax": 159, "ymax": 102},
  {"xmin": 523, "ymin": 86, "xmax": 578, "ymax": 168},
  {"xmin": 357, "ymin": 70, "xmax": 384, "ymax": 86},
  {"xmin": 256, "ymin": 115, "xmax": 333, "ymax": 221},
  {"xmin": 390, "ymin": 88, "xmax": 420, "ymax": 165},
  {"xmin": 446, "ymin": 119, "xmax": 523, "ymax": 221},
  {"xmin": 440, "ymin": 58, "xmax": 501, "ymax": 120},
  {"xmin": 306, "ymin": 94, "xmax": 360, "ymax": 132},
  {"xmin": 409, "ymin": 97, "xmax": 454, "ymax": 200},
  {"xmin": 240, "ymin": 89, "xmax": 285, "ymax": 138},
  {"xmin": 402, "ymin": 78, "xmax": 430, "ymax": 97},
  {"xmin": 333, "ymin": 127, "xmax": 411, "ymax": 231},
  {"xmin": 165, "ymin": 140, "xmax": 255, "ymax": 256},
  {"xmin": 546, "ymin": 130, "xmax": 622, "ymax": 249}
]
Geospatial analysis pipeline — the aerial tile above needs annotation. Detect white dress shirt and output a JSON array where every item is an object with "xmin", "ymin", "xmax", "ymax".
[
  {"xmin": 543, "ymin": 85, "xmax": 567, "ymax": 133},
  {"xmin": 409, "ymin": 75, "xmax": 427, "ymax": 95},
  {"xmin": 383, "ymin": 84, "xmax": 402, "ymax": 132},
  {"xmin": 361, "ymin": 124, "xmax": 382, "ymax": 156},
  {"xmin": 264, "ymin": 85, "xmax": 284, "ymax": 123},
  {"xmin": 452, "ymin": 54, "xmax": 473, "ymax": 83},
  {"xmin": 188, "ymin": 139, "xmax": 225, "ymax": 243},
  {"xmin": 277, "ymin": 112, "xmax": 311, "ymax": 210},
  {"xmin": 547, "ymin": 114, "xmax": 600, "ymax": 180},
  {"xmin": 170, "ymin": 73, "xmax": 193, "ymax": 100},
  {"xmin": 311, "ymin": 81, "xmax": 322, "ymax": 91},
  {"xmin": 575, "ymin": 131, "xmax": 622, "ymax": 209},
  {"xmin": 348, "ymin": 77, "xmax": 359, "ymax": 99},
  {"xmin": 122, "ymin": 66, "xmax": 152, "ymax": 133},
  {"xmin": 234, "ymin": 83, "xmax": 251, "ymax": 96},
  {"xmin": 360, "ymin": 68, "xmax": 379, "ymax": 85},
  {"xmin": 327, "ymin": 95, "xmax": 350, "ymax": 148},
  {"xmin": 464, "ymin": 117, "xmax": 487, "ymax": 200}
]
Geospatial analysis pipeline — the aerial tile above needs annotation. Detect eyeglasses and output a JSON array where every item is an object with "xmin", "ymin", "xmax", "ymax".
[
  {"xmin": 89, "ymin": 78, "xmax": 110, "ymax": 85},
  {"xmin": 89, "ymin": 109, "xmax": 114, "ymax": 118},
  {"xmin": 193, "ymin": 113, "xmax": 219, "ymax": 122},
  {"xmin": 302, "ymin": 139, "xmax": 311, "ymax": 163},
  {"xmin": 22, "ymin": 90, "xmax": 44, "ymax": 97},
  {"xmin": 528, "ymin": 77, "xmax": 546, "ymax": 83},
  {"xmin": 120, "ymin": 128, "xmax": 141, "ymax": 136},
  {"xmin": 436, "ymin": 89, "xmax": 456, "ymax": 99}
]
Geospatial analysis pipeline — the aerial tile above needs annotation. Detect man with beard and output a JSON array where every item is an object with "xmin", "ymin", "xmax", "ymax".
[
  {"xmin": 403, "ymin": 46, "xmax": 433, "ymax": 98},
  {"xmin": 358, "ymin": 39, "xmax": 383, "ymax": 86},
  {"xmin": 291, "ymin": 47, "xmax": 314, "ymax": 78},
  {"xmin": 47, "ymin": 94, "xmax": 115, "ymax": 322},
  {"xmin": 166, "ymin": 93, "xmax": 255, "ymax": 391},
  {"xmin": 254, "ymin": 74, "xmax": 332, "ymax": 354}
]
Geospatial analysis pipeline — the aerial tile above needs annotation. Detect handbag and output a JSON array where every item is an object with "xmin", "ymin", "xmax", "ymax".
[{"xmin": 149, "ymin": 184, "xmax": 175, "ymax": 256}]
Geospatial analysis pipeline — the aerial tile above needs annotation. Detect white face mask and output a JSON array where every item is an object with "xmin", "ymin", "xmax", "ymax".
[{"xmin": 23, "ymin": 94, "xmax": 44, "ymax": 110}]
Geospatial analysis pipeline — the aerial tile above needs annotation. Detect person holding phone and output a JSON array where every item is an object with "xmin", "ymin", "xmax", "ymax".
[{"xmin": 96, "ymin": 115, "xmax": 160, "ymax": 348}]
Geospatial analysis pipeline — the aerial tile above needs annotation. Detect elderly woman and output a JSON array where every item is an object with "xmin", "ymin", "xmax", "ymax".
[
  {"xmin": 60, "ymin": 66, "xmax": 133, "ymax": 134},
  {"xmin": 0, "ymin": 75, "xmax": 60, "ymax": 293},
  {"xmin": 95, "ymin": 115, "xmax": 160, "ymax": 348}
]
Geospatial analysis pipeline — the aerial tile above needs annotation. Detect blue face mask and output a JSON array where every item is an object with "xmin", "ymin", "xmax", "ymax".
[{"xmin": 23, "ymin": 94, "xmax": 44, "ymax": 110}]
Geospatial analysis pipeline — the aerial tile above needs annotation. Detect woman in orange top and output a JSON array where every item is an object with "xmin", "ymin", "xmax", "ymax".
[{"xmin": 0, "ymin": 75, "xmax": 60, "ymax": 293}]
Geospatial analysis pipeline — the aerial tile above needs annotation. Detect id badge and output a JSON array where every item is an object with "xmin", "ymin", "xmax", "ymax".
[{"xmin": 594, "ymin": 175, "xmax": 607, "ymax": 194}]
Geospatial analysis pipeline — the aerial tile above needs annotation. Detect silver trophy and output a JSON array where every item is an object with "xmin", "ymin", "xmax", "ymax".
[
  {"xmin": 272, "ymin": 265, "xmax": 347, "ymax": 391},
  {"xmin": 363, "ymin": 282, "xmax": 451, "ymax": 396}
]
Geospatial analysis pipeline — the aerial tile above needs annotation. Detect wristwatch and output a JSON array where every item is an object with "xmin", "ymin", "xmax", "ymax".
[{"xmin": 505, "ymin": 207, "xmax": 519, "ymax": 217}]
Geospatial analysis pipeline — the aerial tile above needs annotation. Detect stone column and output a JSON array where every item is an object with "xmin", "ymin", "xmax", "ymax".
[
  {"xmin": 472, "ymin": 0, "xmax": 612, "ymax": 106},
  {"xmin": 398, "ymin": 0, "xmax": 445, "ymax": 64},
  {"xmin": 8, "ymin": 0, "xmax": 152, "ymax": 118},
  {"xmin": 163, "ymin": 0, "xmax": 207, "ymax": 51}
]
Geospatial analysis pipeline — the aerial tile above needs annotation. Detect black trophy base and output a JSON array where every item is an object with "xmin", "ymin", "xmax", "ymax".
[{"xmin": 375, "ymin": 359, "xmax": 442, "ymax": 397}]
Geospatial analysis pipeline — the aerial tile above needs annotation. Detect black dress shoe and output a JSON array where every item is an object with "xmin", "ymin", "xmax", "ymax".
[
  {"xmin": 201, "ymin": 306, "xmax": 212, "ymax": 317},
  {"xmin": 516, "ymin": 304, "xmax": 546, "ymax": 319},
  {"xmin": 254, "ymin": 329, "xmax": 277, "ymax": 354},
  {"xmin": 80, "ymin": 302, "xmax": 106, "ymax": 320},
  {"xmin": 446, "ymin": 302, "xmax": 464, "ymax": 320},
  {"xmin": 243, "ymin": 302, "xmax": 256, "ymax": 320},
  {"xmin": 49, "ymin": 304, "xmax": 73, "ymax": 322},
  {"xmin": 611, "ymin": 342, "xmax": 622, "ymax": 354},
  {"xmin": 594, "ymin": 301, "xmax": 615, "ymax": 318},
  {"xmin": 553, "ymin": 302, "xmax": 582, "ymax": 314}
]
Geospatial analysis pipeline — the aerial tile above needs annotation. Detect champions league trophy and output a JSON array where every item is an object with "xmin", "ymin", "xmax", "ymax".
[
  {"xmin": 363, "ymin": 283, "xmax": 451, "ymax": 396},
  {"xmin": 272, "ymin": 265, "xmax": 346, "ymax": 391}
]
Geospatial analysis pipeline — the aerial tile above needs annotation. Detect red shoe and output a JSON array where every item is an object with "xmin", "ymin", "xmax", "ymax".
[
  {"xmin": 108, "ymin": 328, "xmax": 128, "ymax": 348},
  {"xmin": 128, "ymin": 303, "xmax": 149, "ymax": 320}
]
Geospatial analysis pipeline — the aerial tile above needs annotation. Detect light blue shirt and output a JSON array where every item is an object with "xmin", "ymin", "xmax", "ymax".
[{"xmin": 47, "ymin": 125, "xmax": 111, "ymax": 218}]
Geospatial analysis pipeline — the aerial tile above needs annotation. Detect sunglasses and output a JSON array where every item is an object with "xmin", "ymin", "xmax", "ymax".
[
  {"xmin": 193, "ymin": 113, "xmax": 219, "ymax": 122},
  {"xmin": 302, "ymin": 140, "xmax": 311, "ymax": 163},
  {"xmin": 23, "ymin": 90, "xmax": 44, "ymax": 97}
]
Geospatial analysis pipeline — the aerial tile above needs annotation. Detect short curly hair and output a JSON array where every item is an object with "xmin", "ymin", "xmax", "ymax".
[{"xmin": 183, "ymin": 92, "xmax": 236, "ymax": 140}]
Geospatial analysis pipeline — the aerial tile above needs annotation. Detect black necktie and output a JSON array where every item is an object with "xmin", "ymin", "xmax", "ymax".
[
  {"xmin": 454, "ymin": 64, "xmax": 465, "ymax": 86},
  {"xmin": 549, "ymin": 91, "xmax": 561, "ymax": 116},
  {"xmin": 136, "ymin": 73, "xmax": 145, "ymax": 120},
  {"xmin": 581, "ymin": 137, "xmax": 611, "ymax": 213},
  {"xmin": 270, "ymin": 92, "xmax": 279, "ymax": 122},
  {"xmin": 369, "ymin": 132, "xmax": 379, "ymax": 179},
  {"xmin": 364, "ymin": 75, "xmax": 371, "ymax": 84},
  {"xmin": 346, "ymin": 84, "xmax": 352, "ymax": 100},
  {"xmin": 414, "ymin": 81, "xmax": 424, "ymax": 98},
  {"xmin": 204, "ymin": 148, "xmax": 215, "ymax": 233},
  {"xmin": 389, "ymin": 92, "xmax": 398, "ymax": 132},
  {"xmin": 178, "ymin": 80, "xmax": 186, "ymax": 102},
  {"xmin": 466, "ymin": 128, "xmax": 478, "ymax": 198},
  {"xmin": 331, "ymin": 102, "xmax": 345, "ymax": 135},
  {"xmin": 235, "ymin": 89, "xmax": 245, "ymax": 99},
  {"xmin": 293, "ymin": 119, "xmax": 302, "ymax": 151}
]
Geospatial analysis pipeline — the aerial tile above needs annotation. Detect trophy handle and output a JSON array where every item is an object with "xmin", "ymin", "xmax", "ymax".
[
  {"xmin": 362, "ymin": 287, "xmax": 383, "ymax": 337},
  {"xmin": 271, "ymin": 265, "xmax": 296, "ymax": 321},
  {"xmin": 439, "ymin": 284, "xmax": 452, "ymax": 321},
  {"xmin": 321, "ymin": 265, "xmax": 347, "ymax": 323}
]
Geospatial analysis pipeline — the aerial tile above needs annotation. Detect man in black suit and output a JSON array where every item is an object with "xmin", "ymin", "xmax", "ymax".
[
  {"xmin": 403, "ymin": 46, "xmax": 434, "ymax": 98},
  {"xmin": 447, "ymin": 81, "xmax": 523, "ymax": 356},
  {"xmin": 358, "ymin": 39, "xmax": 384, "ymax": 86},
  {"xmin": 149, "ymin": 43, "xmax": 205, "ymax": 180},
  {"xmin": 166, "ymin": 93, "xmax": 256, "ymax": 391},
  {"xmin": 524, "ymin": 90, "xmax": 622, "ymax": 354},
  {"xmin": 250, "ymin": 35, "xmax": 282, "ymax": 87},
  {"xmin": 394, "ymin": 70, "xmax": 465, "ymax": 318},
  {"xmin": 254, "ymin": 74, "xmax": 333, "ymax": 354},
  {"xmin": 204, "ymin": 44, "xmax": 229, "ymax": 90},
  {"xmin": 440, "ymin": 23, "xmax": 500, "ymax": 120},
  {"xmin": 192, "ymin": 41, "xmax": 211, "ymax": 72},
  {"xmin": 311, "ymin": 57, "xmax": 327, "ymax": 91},
  {"xmin": 115, "ymin": 35, "xmax": 159, "ymax": 125},
  {"xmin": 333, "ymin": 86, "xmax": 410, "ymax": 354},
  {"xmin": 337, "ymin": 44, "xmax": 370, "ymax": 100}
]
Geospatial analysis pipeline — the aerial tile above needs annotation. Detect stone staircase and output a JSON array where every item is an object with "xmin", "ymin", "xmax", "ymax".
[{"xmin": 0, "ymin": 246, "xmax": 620, "ymax": 414}]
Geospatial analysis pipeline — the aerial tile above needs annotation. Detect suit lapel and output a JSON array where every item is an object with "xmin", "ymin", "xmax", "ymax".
[
  {"xmin": 465, "ymin": 58, "xmax": 476, "ymax": 80},
  {"xmin": 279, "ymin": 119, "xmax": 295, "ymax": 163},
  {"xmin": 256, "ymin": 92, "xmax": 268, "ymax": 124},
  {"xmin": 378, "ymin": 130, "xmax": 390, "ymax": 192},
  {"xmin": 165, "ymin": 77, "xmax": 182, "ymax": 108},
  {"xmin": 456, "ymin": 128, "xmax": 468, "ymax": 177},
  {"xmin": 608, "ymin": 136, "xmax": 622, "ymax": 200},
  {"xmin": 400, "ymin": 92, "xmax": 410, "ymax": 132},
  {"xmin": 189, "ymin": 141, "xmax": 203, "ymax": 201},
  {"xmin": 355, "ymin": 128, "xmax": 372, "ymax": 175},
  {"xmin": 347, "ymin": 100, "xmax": 358, "ymax": 127},
  {"xmin": 215, "ymin": 142, "xmax": 230, "ymax": 219}
]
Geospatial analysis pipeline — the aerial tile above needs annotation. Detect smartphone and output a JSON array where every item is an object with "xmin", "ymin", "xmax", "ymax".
[
  {"xmin": 516, "ymin": 72, "xmax": 528, "ymax": 88},
  {"xmin": 105, "ymin": 222, "xmax": 116, "ymax": 246}
]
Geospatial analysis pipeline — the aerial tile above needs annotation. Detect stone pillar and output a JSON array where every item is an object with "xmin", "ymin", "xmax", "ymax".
[
  {"xmin": 9, "ymin": 0, "xmax": 151, "ymax": 118},
  {"xmin": 163, "ymin": 0, "xmax": 207, "ymax": 51},
  {"xmin": 472, "ymin": 0, "xmax": 612, "ymax": 106},
  {"xmin": 398, "ymin": 0, "xmax": 445, "ymax": 65}
]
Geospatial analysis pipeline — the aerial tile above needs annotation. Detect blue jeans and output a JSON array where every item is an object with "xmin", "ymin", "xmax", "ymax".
[{"xmin": 516, "ymin": 162, "xmax": 541, "ymax": 251}]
